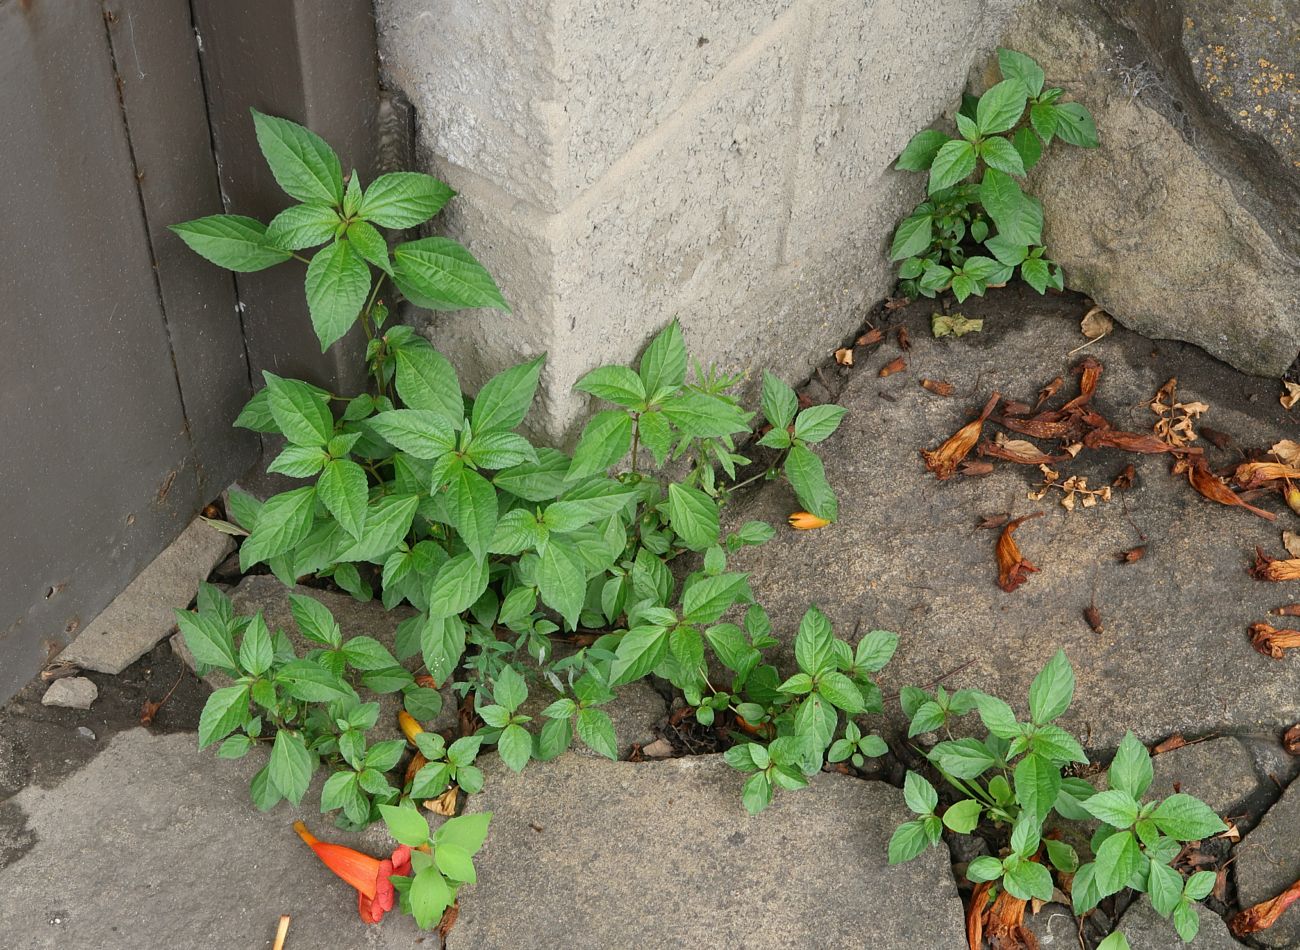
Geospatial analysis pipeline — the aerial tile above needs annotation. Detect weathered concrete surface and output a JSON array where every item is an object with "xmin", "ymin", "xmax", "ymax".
[
  {"xmin": 55, "ymin": 520, "xmax": 233, "ymax": 674},
  {"xmin": 1001, "ymin": 0, "xmax": 1300, "ymax": 378},
  {"xmin": 39, "ymin": 677, "xmax": 97, "ymax": 711},
  {"xmin": 517, "ymin": 679, "xmax": 666, "ymax": 760},
  {"xmin": 0, "ymin": 729, "xmax": 423, "ymax": 949},
  {"xmin": 1115, "ymin": 897, "xmax": 1240, "ymax": 949},
  {"xmin": 1236, "ymin": 774, "xmax": 1300, "ymax": 948},
  {"xmin": 1149, "ymin": 737, "xmax": 1260, "ymax": 816},
  {"xmin": 730, "ymin": 289, "xmax": 1300, "ymax": 750},
  {"xmin": 453, "ymin": 754, "xmax": 966, "ymax": 949},
  {"xmin": 375, "ymin": 0, "xmax": 1024, "ymax": 441}
]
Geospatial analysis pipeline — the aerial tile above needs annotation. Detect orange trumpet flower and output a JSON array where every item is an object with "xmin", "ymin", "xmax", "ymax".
[
  {"xmin": 788, "ymin": 511, "xmax": 830, "ymax": 530},
  {"xmin": 293, "ymin": 821, "xmax": 411, "ymax": 923}
]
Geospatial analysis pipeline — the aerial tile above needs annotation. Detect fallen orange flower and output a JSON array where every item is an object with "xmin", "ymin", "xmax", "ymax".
[
  {"xmin": 1285, "ymin": 483, "xmax": 1300, "ymax": 517},
  {"xmin": 1230, "ymin": 877, "xmax": 1300, "ymax": 936},
  {"xmin": 996, "ymin": 513, "xmax": 1042, "ymax": 593},
  {"xmin": 1188, "ymin": 460, "xmax": 1276, "ymax": 521},
  {"xmin": 1234, "ymin": 461, "xmax": 1300, "ymax": 491},
  {"xmin": 293, "ymin": 821, "xmax": 411, "ymax": 924},
  {"xmin": 788, "ymin": 511, "xmax": 830, "ymax": 530},
  {"xmin": 1250, "ymin": 548, "xmax": 1300, "ymax": 582},
  {"xmin": 921, "ymin": 392, "xmax": 1000, "ymax": 480},
  {"xmin": 398, "ymin": 710, "xmax": 424, "ymax": 745},
  {"xmin": 1249, "ymin": 622, "xmax": 1300, "ymax": 660}
]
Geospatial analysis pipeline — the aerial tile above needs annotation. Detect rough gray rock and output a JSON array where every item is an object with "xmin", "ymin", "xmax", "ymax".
[
  {"xmin": 55, "ymin": 520, "xmax": 234, "ymax": 674},
  {"xmin": 1115, "ymin": 897, "xmax": 1239, "ymax": 949},
  {"xmin": 0, "ymin": 729, "xmax": 421, "ymax": 948},
  {"xmin": 999, "ymin": 0, "xmax": 1300, "ymax": 378},
  {"xmin": 729, "ymin": 290, "xmax": 1300, "ymax": 750},
  {"xmin": 452, "ymin": 754, "xmax": 967, "ymax": 949},
  {"xmin": 1149, "ymin": 737, "xmax": 1260, "ymax": 815},
  {"xmin": 1235, "ymin": 774, "xmax": 1300, "ymax": 948},
  {"xmin": 39, "ymin": 677, "xmax": 98, "ymax": 711},
  {"xmin": 1024, "ymin": 902, "xmax": 1083, "ymax": 947}
]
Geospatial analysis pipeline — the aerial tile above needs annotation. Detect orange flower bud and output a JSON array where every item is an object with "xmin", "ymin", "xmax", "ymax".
[
  {"xmin": 397, "ymin": 710, "xmax": 424, "ymax": 745},
  {"xmin": 787, "ymin": 511, "xmax": 830, "ymax": 530}
]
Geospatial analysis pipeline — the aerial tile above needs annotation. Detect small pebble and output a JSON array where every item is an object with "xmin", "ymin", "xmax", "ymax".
[{"xmin": 76, "ymin": 727, "xmax": 96, "ymax": 741}]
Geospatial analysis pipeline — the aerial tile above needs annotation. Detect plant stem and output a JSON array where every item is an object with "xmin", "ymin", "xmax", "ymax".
[{"xmin": 630, "ymin": 413, "xmax": 641, "ymax": 473}]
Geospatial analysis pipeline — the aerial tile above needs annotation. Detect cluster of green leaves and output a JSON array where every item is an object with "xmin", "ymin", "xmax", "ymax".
[
  {"xmin": 175, "ymin": 113, "xmax": 861, "ymax": 827},
  {"xmin": 889, "ymin": 48, "xmax": 1098, "ymax": 301},
  {"xmin": 180, "ymin": 584, "xmax": 453, "ymax": 827},
  {"xmin": 379, "ymin": 805, "xmax": 491, "ymax": 929},
  {"xmin": 889, "ymin": 651, "xmax": 1226, "ymax": 945},
  {"xmin": 723, "ymin": 607, "xmax": 896, "ymax": 814},
  {"xmin": 171, "ymin": 108, "xmax": 508, "ymax": 351}
]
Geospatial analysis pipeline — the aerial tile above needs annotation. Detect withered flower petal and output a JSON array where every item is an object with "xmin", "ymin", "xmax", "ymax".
[
  {"xmin": 1234, "ymin": 461, "xmax": 1300, "ymax": 491},
  {"xmin": 1251, "ymin": 548, "xmax": 1300, "ymax": 581},
  {"xmin": 1231, "ymin": 878, "xmax": 1300, "ymax": 936},
  {"xmin": 1249, "ymin": 622, "xmax": 1300, "ymax": 659},
  {"xmin": 1189, "ymin": 461, "xmax": 1277, "ymax": 521},
  {"xmin": 996, "ymin": 514, "xmax": 1042, "ymax": 592},
  {"xmin": 921, "ymin": 392, "xmax": 1000, "ymax": 480},
  {"xmin": 788, "ymin": 511, "xmax": 830, "ymax": 530}
]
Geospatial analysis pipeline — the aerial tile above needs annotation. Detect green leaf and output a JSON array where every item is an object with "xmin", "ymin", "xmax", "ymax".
[
  {"xmin": 1030, "ymin": 101, "xmax": 1059, "ymax": 142},
  {"xmin": 890, "ymin": 212, "xmax": 934, "ymax": 261},
  {"xmin": 436, "ymin": 812, "xmax": 492, "ymax": 856},
  {"xmin": 265, "ymin": 203, "xmax": 339, "ymax": 250},
  {"xmin": 1094, "ymin": 830, "xmax": 1142, "ymax": 898},
  {"xmin": 435, "ymin": 842, "xmax": 477, "ymax": 884},
  {"xmin": 472, "ymin": 356, "xmax": 544, "ymax": 433},
  {"xmin": 175, "ymin": 610, "xmax": 238, "ymax": 672},
  {"xmin": 1045, "ymin": 838, "xmax": 1079, "ymax": 873},
  {"xmin": 976, "ymin": 79, "xmax": 1028, "ymax": 135},
  {"xmin": 887, "ymin": 819, "xmax": 931, "ymax": 864},
  {"xmin": 197, "ymin": 685, "xmax": 250, "ymax": 748},
  {"xmin": 928, "ymin": 140, "xmax": 977, "ymax": 194},
  {"xmin": 794, "ymin": 606, "xmax": 835, "ymax": 675},
  {"xmin": 1003, "ymin": 860, "xmax": 1053, "ymax": 902},
  {"xmin": 217, "ymin": 734, "xmax": 253, "ymax": 759},
  {"xmin": 305, "ymin": 240, "xmax": 371, "ymax": 351},
  {"xmin": 288, "ymin": 593, "xmax": 341, "ymax": 647},
  {"xmin": 574, "ymin": 365, "xmax": 646, "ymax": 408},
  {"xmin": 276, "ymin": 659, "xmax": 353, "ymax": 702},
  {"xmin": 760, "ymin": 372, "xmax": 798, "ymax": 429},
  {"xmin": 233, "ymin": 389, "xmax": 277, "ymax": 433},
  {"xmin": 1011, "ymin": 127, "xmax": 1042, "ymax": 171},
  {"xmin": 338, "ymin": 493, "xmax": 419, "ymax": 562},
  {"xmin": 576, "ymin": 707, "xmax": 618, "ymax": 760},
  {"xmin": 895, "ymin": 129, "xmax": 951, "ymax": 171},
  {"xmin": 427, "ymin": 553, "xmax": 489, "ymax": 618},
  {"xmin": 942, "ymin": 798, "xmax": 983, "ymax": 834},
  {"xmin": 854, "ymin": 630, "xmax": 898, "ymax": 673},
  {"xmin": 446, "ymin": 468, "xmax": 498, "ymax": 563},
  {"xmin": 927, "ymin": 738, "xmax": 997, "ymax": 778},
  {"xmin": 537, "ymin": 542, "xmax": 586, "ymax": 629},
  {"xmin": 466, "ymin": 430, "xmax": 537, "ymax": 470},
  {"xmin": 660, "ymin": 390, "xmax": 751, "ymax": 438},
  {"xmin": 392, "ymin": 236, "xmax": 509, "ymax": 311},
  {"xmin": 239, "ymin": 487, "xmax": 316, "ymax": 569},
  {"xmin": 341, "ymin": 635, "xmax": 398, "ymax": 671},
  {"xmin": 1184, "ymin": 870, "xmax": 1216, "ymax": 902},
  {"xmin": 984, "ymin": 233, "xmax": 1030, "ymax": 267},
  {"xmin": 818, "ymin": 671, "xmax": 864, "ymax": 713},
  {"xmin": 979, "ymin": 168, "xmax": 1042, "ymax": 245},
  {"xmin": 784, "ymin": 444, "xmax": 837, "ymax": 521},
  {"xmin": 497, "ymin": 723, "xmax": 532, "ymax": 772},
  {"xmin": 998, "ymin": 48, "xmax": 1045, "ymax": 97},
  {"xmin": 1083, "ymin": 789, "xmax": 1142, "ymax": 828},
  {"xmin": 610, "ymin": 625, "xmax": 669, "ymax": 685},
  {"xmin": 979, "ymin": 136, "xmax": 1026, "ymax": 177},
  {"xmin": 269, "ymin": 729, "xmax": 314, "ymax": 805},
  {"xmin": 681, "ymin": 572, "xmax": 749, "ymax": 624},
  {"xmin": 1150, "ymin": 794, "xmax": 1226, "ymax": 841},
  {"xmin": 346, "ymin": 220, "xmax": 392, "ymax": 275},
  {"xmin": 403, "ymin": 685, "xmax": 444, "ymax": 720},
  {"xmin": 1173, "ymin": 903, "xmax": 1199, "ymax": 943},
  {"xmin": 666, "ymin": 483, "xmax": 720, "ymax": 551},
  {"xmin": 249, "ymin": 763, "xmax": 282, "ymax": 812},
  {"xmin": 1108, "ymin": 732, "xmax": 1154, "ymax": 799},
  {"xmin": 359, "ymin": 171, "xmax": 454, "ymax": 228},
  {"xmin": 238, "ymin": 614, "xmax": 273, "ymax": 676},
  {"xmin": 1096, "ymin": 933, "xmax": 1131, "ymax": 950},
  {"xmin": 316, "ymin": 459, "xmax": 369, "ymax": 541},
  {"xmin": 793, "ymin": 404, "xmax": 847, "ymax": 444},
  {"xmin": 973, "ymin": 693, "xmax": 1020, "ymax": 739},
  {"xmin": 566, "ymin": 410, "xmax": 633, "ymax": 480},
  {"xmin": 369, "ymin": 409, "xmax": 456, "ymax": 460},
  {"xmin": 365, "ymin": 739, "xmax": 406, "ymax": 772},
  {"xmin": 742, "ymin": 771, "xmax": 773, "ymax": 815},
  {"xmin": 1028, "ymin": 649, "xmax": 1074, "ymax": 724},
  {"xmin": 1148, "ymin": 859, "xmax": 1184, "ymax": 916},
  {"xmin": 170, "ymin": 215, "xmax": 291, "ymax": 272},
  {"xmin": 1020, "ymin": 257, "xmax": 1050, "ymax": 294},
  {"xmin": 266, "ymin": 444, "xmax": 326, "ymax": 478},
  {"xmin": 966, "ymin": 855, "xmax": 1004, "ymax": 882},
  {"xmin": 639, "ymin": 321, "xmax": 687, "ymax": 398},
  {"xmin": 493, "ymin": 665, "xmax": 528, "ymax": 713},
  {"xmin": 493, "ymin": 448, "xmax": 570, "ymax": 502},
  {"xmin": 1053, "ymin": 101, "xmax": 1099, "ymax": 148},
  {"xmin": 409, "ymin": 867, "xmax": 451, "ymax": 930},
  {"xmin": 379, "ymin": 802, "xmax": 431, "ymax": 847},
  {"xmin": 264, "ymin": 373, "xmax": 333, "ymax": 447},
  {"xmin": 393, "ymin": 341, "xmax": 463, "ymax": 421},
  {"xmin": 251, "ymin": 109, "xmax": 343, "ymax": 204},
  {"xmin": 903, "ymin": 771, "xmax": 939, "ymax": 815},
  {"xmin": 1014, "ymin": 752, "xmax": 1062, "ymax": 823}
]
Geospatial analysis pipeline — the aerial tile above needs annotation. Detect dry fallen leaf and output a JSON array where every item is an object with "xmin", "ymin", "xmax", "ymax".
[
  {"xmin": 1252, "ymin": 548, "xmax": 1300, "ymax": 582},
  {"xmin": 1284, "ymin": 532, "xmax": 1300, "ymax": 559},
  {"xmin": 1250, "ymin": 622, "xmax": 1300, "ymax": 659},
  {"xmin": 1035, "ymin": 376, "xmax": 1064, "ymax": 409},
  {"xmin": 1234, "ymin": 461, "xmax": 1300, "ymax": 491},
  {"xmin": 1218, "ymin": 817, "xmax": 1242, "ymax": 842},
  {"xmin": 897, "ymin": 327, "xmax": 911, "ymax": 351},
  {"xmin": 1281, "ymin": 381, "xmax": 1300, "ymax": 411},
  {"xmin": 834, "ymin": 347, "xmax": 854, "ymax": 366},
  {"xmin": 1118, "ymin": 545, "xmax": 1147, "ymax": 563},
  {"xmin": 879, "ymin": 357, "xmax": 906, "ymax": 377},
  {"xmin": 1152, "ymin": 734, "xmax": 1188, "ymax": 755},
  {"xmin": 959, "ymin": 459, "xmax": 995, "ymax": 477},
  {"xmin": 1150, "ymin": 377, "xmax": 1209, "ymax": 448},
  {"xmin": 931, "ymin": 312, "xmax": 983, "ymax": 338},
  {"xmin": 996, "ymin": 514, "xmax": 1042, "ymax": 592},
  {"xmin": 438, "ymin": 901, "xmax": 461, "ymax": 940},
  {"xmin": 921, "ymin": 393, "xmax": 1000, "ymax": 480},
  {"xmin": 1188, "ymin": 461, "xmax": 1276, "ymax": 521},
  {"xmin": 977, "ymin": 513, "xmax": 1012, "ymax": 530},
  {"xmin": 1271, "ymin": 440, "xmax": 1300, "ymax": 466},
  {"xmin": 424, "ymin": 785, "xmax": 459, "ymax": 816},
  {"xmin": 857, "ymin": 327, "xmax": 884, "ymax": 346},
  {"xmin": 920, "ymin": 378, "xmax": 954, "ymax": 397},
  {"xmin": 1283, "ymin": 723, "xmax": 1300, "ymax": 756},
  {"xmin": 884, "ymin": 297, "xmax": 909, "ymax": 311},
  {"xmin": 1231, "ymin": 878, "xmax": 1300, "ymax": 937},
  {"xmin": 1029, "ymin": 465, "xmax": 1111, "ymax": 511},
  {"xmin": 1080, "ymin": 305, "xmax": 1114, "ymax": 340},
  {"xmin": 1113, "ymin": 464, "xmax": 1138, "ymax": 490},
  {"xmin": 979, "ymin": 436, "xmax": 1059, "ymax": 465},
  {"xmin": 641, "ymin": 738, "xmax": 674, "ymax": 758},
  {"xmin": 1084, "ymin": 604, "xmax": 1104, "ymax": 634}
]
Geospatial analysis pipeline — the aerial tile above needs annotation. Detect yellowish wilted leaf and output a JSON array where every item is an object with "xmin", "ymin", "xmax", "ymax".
[{"xmin": 1080, "ymin": 306, "xmax": 1113, "ymax": 339}]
